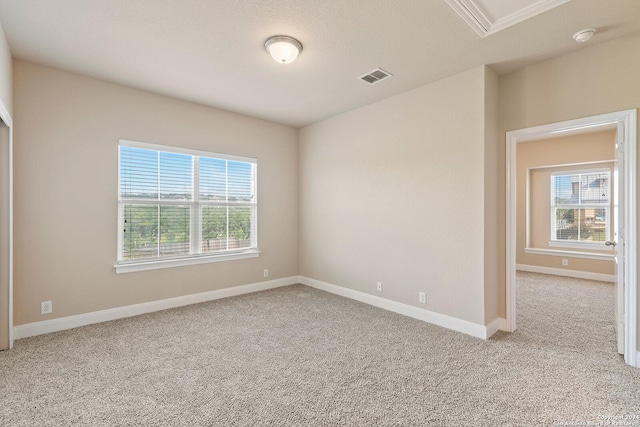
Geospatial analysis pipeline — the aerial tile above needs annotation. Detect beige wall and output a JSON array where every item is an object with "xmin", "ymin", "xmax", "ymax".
[
  {"xmin": 0, "ymin": 21, "xmax": 11, "ymax": 116},
  {"xmin": 13, "ymin": 60, "xmax": 298, "ymax": 325},
  {"xmin": 299, "ymin": 66, "xmax": 498, "ymax": 326},
  {"xmin": 483, "ymin": 67, "xmax": 500, "ymax": 324},
  {"xmin": 499, "ymin": 33, "xmax": 640, "ymax": 349},
  {"xmin": 516, "ymin": 131, "xmax": 616, "ymax": 275}
]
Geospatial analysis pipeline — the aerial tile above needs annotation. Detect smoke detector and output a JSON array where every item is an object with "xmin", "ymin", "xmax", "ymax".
[{"xmin": 573, "ymin": 28, "xmax": 595, "ymax": 43}]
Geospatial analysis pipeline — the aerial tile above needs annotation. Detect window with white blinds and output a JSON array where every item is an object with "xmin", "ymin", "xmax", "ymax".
[
  {"xmin": 550, "ymin": 169, "xmax": 610, "ymax": 245},
  {"xmin": 117, "ymin": 140, "xmax": 257, "ymax": 272}
]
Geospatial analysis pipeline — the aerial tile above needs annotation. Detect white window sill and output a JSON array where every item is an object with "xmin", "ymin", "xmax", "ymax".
[
  {"xmin": 525, "ymin": 247, "xmax": 614, "ymax": 261},
  {"xmin": 115, "ymin": 250, "xmax": 260, "ymax": 274},
  {"xmin": 548, "ymin": 240, "xmax": 613, "ymax": 251}
]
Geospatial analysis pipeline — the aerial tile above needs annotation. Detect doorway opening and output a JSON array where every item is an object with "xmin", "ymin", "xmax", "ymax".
[{"xmin": 506, "ymin": 109, "xmax": 638, "ymax": 368}]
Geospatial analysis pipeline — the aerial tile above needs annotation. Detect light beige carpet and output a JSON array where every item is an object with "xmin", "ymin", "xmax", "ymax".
[{"xmin": 0, "ymin": 272, "xmax": 639, "ymax": 426}]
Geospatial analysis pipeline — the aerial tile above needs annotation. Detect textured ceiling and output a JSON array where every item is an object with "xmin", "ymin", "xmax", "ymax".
[{"xmin": 0, "ymin": 0, "xmax": 639, "ymax": 127}]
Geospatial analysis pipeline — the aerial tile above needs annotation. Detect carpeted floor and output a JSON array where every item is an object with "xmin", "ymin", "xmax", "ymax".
[{"xmin": 1, "ymin": 272, "xmax": 639, "ymax": 426}]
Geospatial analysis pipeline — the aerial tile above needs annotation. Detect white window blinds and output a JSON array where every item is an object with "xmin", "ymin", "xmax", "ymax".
[
  {"xmin": 551, "ymin": 170, "xmax": 609, "ymax": 243},
  {"xmin": 118, "ymin": 140, "xmax": 257, "ymax": 265}
]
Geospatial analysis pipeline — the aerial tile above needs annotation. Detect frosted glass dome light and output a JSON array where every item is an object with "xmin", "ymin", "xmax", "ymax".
[{"xmin": 264, "ymin": 36, "xmax": 303, "ymax": 64}]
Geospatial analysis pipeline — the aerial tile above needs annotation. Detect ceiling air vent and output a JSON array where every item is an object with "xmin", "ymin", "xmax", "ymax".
[{"xmin": 359, "ymin": 68, "xmax": 393, "ymax": 85}]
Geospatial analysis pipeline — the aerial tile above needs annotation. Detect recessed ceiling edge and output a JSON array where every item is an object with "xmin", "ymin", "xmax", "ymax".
[{"xmin": 446, "ymin": 0, "xmax": 572, "ymax": 37}]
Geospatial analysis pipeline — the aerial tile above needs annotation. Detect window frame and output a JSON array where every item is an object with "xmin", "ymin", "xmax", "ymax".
[
  {"xmin": 549, "ymin": 168, "xmax": 611, "ymax": 249},
  {"xmin": 116, "ymin": 139, "xmax": 259, "ymax": 274}
]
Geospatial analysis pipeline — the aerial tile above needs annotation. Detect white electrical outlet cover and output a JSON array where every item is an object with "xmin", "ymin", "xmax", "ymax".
[{"xmin": 41, "ymin": 301, "xmax": 52, "ymax": 314}]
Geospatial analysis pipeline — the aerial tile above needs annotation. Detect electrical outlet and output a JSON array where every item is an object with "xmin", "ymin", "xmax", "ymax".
[
  {"xmin": 263, "ymin": 269, "xmax": 269, "ymax": 278},
  {"xmin": 376, "ymin": 281, "xmax": 383, "ymax": 292},
  {"xmin": 419, "ymin": 292, "xmax": 426, "ymax": 304},
  {"xmin": 562, "ymin": 259, "xmax": 568, "ymax": 267},
  {"xmin": 41, "ymin": 301, "xmax": 52, "ymax": 315}
]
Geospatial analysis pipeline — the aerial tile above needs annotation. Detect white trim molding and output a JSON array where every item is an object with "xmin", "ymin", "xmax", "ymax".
[
  {"xmin": 445, "ymin": 0, "xmax": 569, "ymax": 37},
  {"xmin": 524, "ymin": 247, "xmax": 614, "ymax": 261},
  {"xmin": 506, "ymin": 109, "xmax": 638, "ymax": 368},
  {"xmin": 14, "ymin": 274, "xmax": 510, "ymax": 343},
  {"xmin": 14, "ymin": 276, "xmax": 298, "ymax": 340},
  {"xmin": 299, "ymin": 276, "xmax": 503, "ymax": 340},
  {"xmin": 516, "ymin": 264, "xmax": 615, "ymax": 283},
  {"xmin": 547, "ymin": 241, "xmax": 615, "ymax": 251},
  {"xmin": 0, "ymin": 99, "xmax": 11, "ymax": 128},
  {"xmin": 486, "ymin": 317, "xmax": 508, "ymax": 338},
  {"xmin": 115, "ymin": 250, "xmax": 260, "ymax": 274}
]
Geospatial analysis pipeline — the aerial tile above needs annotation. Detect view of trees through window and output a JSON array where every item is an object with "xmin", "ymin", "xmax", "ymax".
[
  {"xmin": 119, "ymin": 143, "xmax": 256, "ymax": 262},
  {"xmin": 551, "ymin": 171, "xmax": 609, "ymax": 243}
]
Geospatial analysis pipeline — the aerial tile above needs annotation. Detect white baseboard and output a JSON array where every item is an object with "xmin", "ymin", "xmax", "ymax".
[
  {"xmin": 485, "ymin": 317, "xmax": 508, "ymax": 338},
  {"xmin": 516, "ymin": 264, "xmax": 615, "ymax": 283},
  {"xmin": 14, "ymin": 276, "xmax": 299, "ymax": 340},
  {"xmin": 14, "ymin": 275, "xmax": 510, "ymax": 342},
  {"xmin": 299, "ymin": 276, "xmax": 503, "ymax": 340}
]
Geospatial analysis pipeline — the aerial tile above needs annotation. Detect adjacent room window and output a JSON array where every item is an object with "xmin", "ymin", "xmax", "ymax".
[
  {"xmin": 550, "ymin": 169, "xmax": 610, "ymax": 245},
  {"xmin": 117, "ymin": 140, "xmax": 257, "ymax": 272}
]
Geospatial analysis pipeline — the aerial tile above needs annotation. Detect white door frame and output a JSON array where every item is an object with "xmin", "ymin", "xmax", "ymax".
[
  {"xmin": 506, "ymin": 109, "xmax": 638, "ymax": 368},
  {"xmin": 0, "ymin": 98, "xmax": 12, "ymax": 349}
]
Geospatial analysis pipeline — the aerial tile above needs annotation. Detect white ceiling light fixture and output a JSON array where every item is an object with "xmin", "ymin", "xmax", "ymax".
[
  {"xmin": 573, "ymin": 28, "xmax": 596, "ymax": 42},
  {"xmin": 264, "ymin": 35, "xmax": 303, "ymax": 64}
]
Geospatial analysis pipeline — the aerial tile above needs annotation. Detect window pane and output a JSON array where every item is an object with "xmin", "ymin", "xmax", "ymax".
[
  {"xmin": 202, "ymin": 206, "xmax": 228, "ymax": 253},
  {"xmin": 118, "ymin": 141, "xmax": 257, "ymax": 266},
  {"xmin": 581, "ymin": 208, "xmax": 607, "ymax": 242},
  {"xmin": 159, "ymin": 205, "xmax": 190, "ymax": 257},
  {"xmin": 555, "ymin": 208, "xmax": 578, "ymax": 241},
  {"xmin": 580, "ymin": 172, "xmax": 608, "ymax": 204},
  {"xmin": 199, "ymin": 157, "xmax": 227, "ymax": 201},
  {"xmin": 228, "ymin": 161, "xmax": 254, "ymax": 202},
  {"xmin": 229, "ymin": 206, "xmax": 252, "ymax": 249},
  {"xmin": 160, "ymin": 152, "xmax": 193, "ymax": 200},
  {"xmin": 555, "ymin": 207, "xmax": 608, "ymax": 242},
  {"xmin": 122, "ymin": 204, "xmax": 158, "ymax": 259},
  {"xmin": 120, "ymin": 147, "xmax": 158, "ymax": 199},
  {"xmin": 552, "ymin": 170, "xmax": 610, "ymax": 244},
  {"xmin": 552, "ymin": 174, "xmax": 578, "ymax": 205}
]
